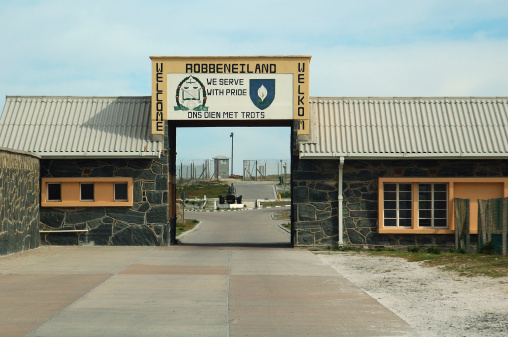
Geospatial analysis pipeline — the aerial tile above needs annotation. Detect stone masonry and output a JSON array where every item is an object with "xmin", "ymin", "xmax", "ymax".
[
  {"xmin": 293, "ymin": 158, "xmax": 508, "ymax": 247},
  {"xmin": 40, "ymin": 155, "xmax": 169, "ymax": 246},
  {"xmin": 0, "ymin": 149, "xmax": 40, "ymax": 255}
]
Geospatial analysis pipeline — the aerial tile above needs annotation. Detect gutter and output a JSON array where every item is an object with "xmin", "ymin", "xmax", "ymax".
[
  {"xmin": 338, "ymin": 157, "xmax": 344, "ymax": 245},
  {"xmin": 35, "ymin": 151, "xmax": 162, "ymax": 159},
  {"xmin": 300, "ymin": 152, "xmax": 508, "ymax": 160}
]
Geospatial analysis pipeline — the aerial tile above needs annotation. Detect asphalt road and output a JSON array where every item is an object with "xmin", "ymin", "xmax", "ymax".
[
  {"xmin": 230, "ymin": 180, "xmax": 277, "ymax": 201},
  {"xmin": 179, "ymin": 207, "xmax": 290, "ymax": 247}
]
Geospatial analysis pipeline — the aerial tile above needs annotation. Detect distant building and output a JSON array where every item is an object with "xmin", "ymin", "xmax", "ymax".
[{"xmin": 213, "ymin": 156, "xmax": 230, "ymax": 179}]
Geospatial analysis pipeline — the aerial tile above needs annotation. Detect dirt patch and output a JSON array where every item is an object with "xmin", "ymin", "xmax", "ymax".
[{"xmin": 319, "ymin": 253, "xmax": 508, "ymax": 337}]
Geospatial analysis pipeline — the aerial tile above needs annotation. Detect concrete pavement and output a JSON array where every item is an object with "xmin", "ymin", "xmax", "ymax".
[
  {"xmin": 179, "ymin": 208, "xmax": 290, "ymax": 246},
  {"xmin": 232, "ymin": 181, "xmax": 277, "ymax": 201},
  {"xmin": 0, "ymin": 245, "xmax": 413, "ymax": 336}
]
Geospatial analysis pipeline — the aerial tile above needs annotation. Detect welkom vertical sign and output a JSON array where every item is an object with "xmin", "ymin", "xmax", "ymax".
[{"xmin": 150, "ymin": 56, "xmax": 310, "ymax": 137}]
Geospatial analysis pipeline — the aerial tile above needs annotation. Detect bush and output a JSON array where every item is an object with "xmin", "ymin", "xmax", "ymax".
[
  {"xmin": 407, "ymin": 246, "xmax": 420, "ymax": 253},
  {"xmin": 426, "ymin": 246, "xmax": 441, "ymax": 255},
  {"xmin": 479, "ymin": 241, "xmax": 495, "ymax": 255},
  {"xmin": 449, "ymin": 248, "xmax": 466, "ymax": 254}
]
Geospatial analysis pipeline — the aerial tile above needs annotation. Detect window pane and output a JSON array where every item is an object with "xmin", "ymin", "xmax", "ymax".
[
  {"xmin": 384, "ymin": 201, "xmax": 396, "ymax": 209},
  {"xmin": 47, "ymin": 183, "xmax": 61, "ymax": 201},
  {"xmin": 400, "ymin": 191, "xmax": 412, "ymax": 200},
  {"xmin": 419, "ymin": 210, "xmax": 431, "ymax": 218},
  {"xmin": 384, "ymin": 191, "xmax": 396, "ymax": 200},
  {"xmin": 434, "ymin": 218, "xmax": 447, "ymax": 227},
  {"xmin": 384, "ymin": 210, "xmax": 396, "ymax": 218},
  {"xmin": 399, "ymin": 218, "xmax": 412, "ymax": 227},
  {"xmin": 399, "ymin": 200, "xmax": 412, "ymax": 209},
  {"xmin": 419, "ymin": 184, "xmax": 431, "ymax": 192},
  {"xmin": 399, "ymin": 209, "xmax": 412, "ymax": 218},
  {"xmin": 419, "ymin": 201, "xmax": 432, "ymax": 209},
  {"xmin": 81, "ymin": 183, "xmax": 94, "ymax": 201},
  {"xmin": 384, "ymin": 219, "xmax": 396, "ymax": 226},
  {"xmin": 434, "ymin": 192, "xmax": 447, "ymax": 200},
  {"xmin": 114, "ymin": 183, "xmax": 128, "ymax": 201},
  {"xmin": 399, "ymin": 184, "xmax": 412, "ymax": 192},
  {"xmin": 434, "ymin": 210, "xmax": 447, "ymax": 218},
  {"xmin": 419, "ymin": 219, "xmax": 431, "ymax": 227},
  {"xmin": 434, "ymin": 201, "xmax": 447, "ymax": 209},
  {"xmin": 384, "ymin": 184, "xmax": 396, "ymax": 192},
  {"xmin": 434, "ymin": 184, "xmax": 447, "ymax": 192}
]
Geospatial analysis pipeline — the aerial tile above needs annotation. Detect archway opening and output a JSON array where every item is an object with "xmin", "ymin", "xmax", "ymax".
[{"xmin": 173, "ymin": 125, "xmax": 293, "ymax": 247}]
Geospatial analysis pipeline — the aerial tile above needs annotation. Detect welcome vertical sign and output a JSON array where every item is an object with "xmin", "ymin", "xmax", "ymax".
[{"xmin": 150, "ymin": 56, "xmax": 311, "ymax": 138}]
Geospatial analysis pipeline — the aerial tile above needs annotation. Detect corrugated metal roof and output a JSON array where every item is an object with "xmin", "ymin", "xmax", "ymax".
[
  {"xmin": 300, "ymin": 97, "xmax": 508, "ymax": 159},
  {"xmin": 0, "ymin": 96, "xmax": 162, "ymax": 158}
]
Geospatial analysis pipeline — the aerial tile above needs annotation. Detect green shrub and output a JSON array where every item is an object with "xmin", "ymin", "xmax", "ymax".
[
  {"xmin": 407, "ymin": 246, "xmax": 420, "ymax": 253},
  {"xmin": 426, "ymin": 246, "xmax": 441, "ymax": 255},
  {"xmin": 479, "ymin": 241, "xmax": 495, "ymax": 255}
]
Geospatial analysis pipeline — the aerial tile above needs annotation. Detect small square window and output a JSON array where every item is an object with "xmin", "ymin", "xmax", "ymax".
[
  {"xmin": 80, "ymin": 183, "xmax": 95, "ymax": 201},
  {"xmin": 47, "ymin": 183, "xmax": 61, "ymax": 201},
  {"xmin": 114, "ymin": 183, "xmax": 128, "ymax": 201}
]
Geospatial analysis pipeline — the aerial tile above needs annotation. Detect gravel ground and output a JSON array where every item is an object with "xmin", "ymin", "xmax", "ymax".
[{"xmin": 319, "ymin": 252, "xmax": 508, "ymax": 337}]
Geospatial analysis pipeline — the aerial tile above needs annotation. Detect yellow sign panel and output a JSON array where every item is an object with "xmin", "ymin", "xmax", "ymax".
[{"xmin": 150, "ymin": 56, "xmax": 310, "ymax": 135}]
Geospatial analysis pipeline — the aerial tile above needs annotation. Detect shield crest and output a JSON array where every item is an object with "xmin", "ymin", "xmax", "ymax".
[{"xmin": 249, "ymin": 79, "xmax": 275, "ymax": 110}]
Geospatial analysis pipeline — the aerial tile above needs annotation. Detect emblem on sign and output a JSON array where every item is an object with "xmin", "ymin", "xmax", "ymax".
[
  {"xmin": 249, "ymin": 79, "xmax": 275, "ymax": 110},
  {"xmin": 174, "ymin": 76, "xmax": 208, "ymax": 111}
]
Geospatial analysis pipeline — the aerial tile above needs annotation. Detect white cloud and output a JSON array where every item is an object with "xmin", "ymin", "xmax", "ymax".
[
  {"xmin": 1, "ymin": 0, "xmax": 508, "ymax": 164},
  {"xmin": 311, "ymin": 40, "xmax": 508, "ymax": 97}
]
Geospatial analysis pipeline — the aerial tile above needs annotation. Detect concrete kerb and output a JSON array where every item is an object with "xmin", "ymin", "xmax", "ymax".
[{"xmin": 176, "ymin": 221, "xmax": 203, "ymax": 240}]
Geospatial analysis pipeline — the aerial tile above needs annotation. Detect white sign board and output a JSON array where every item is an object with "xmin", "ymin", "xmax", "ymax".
[{"xmin": 167, "ymin": 73, "xmax": 293, "ymax": 121}]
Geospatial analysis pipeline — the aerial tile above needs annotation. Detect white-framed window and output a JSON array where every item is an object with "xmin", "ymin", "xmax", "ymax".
[
  {"xmin": 418, "ymin": 183, "xmax": 448, "ymax": 228},
  {"xmin": 379, "ymin": 177, "xmax": 508, "ymax": 234},
  {"xmin": 379, "ymin": 178, "xmax": 451, "ymax": 233},
  {"xmin": 383, "ymin": 183, "xmax": 412, "ymax": 227}
]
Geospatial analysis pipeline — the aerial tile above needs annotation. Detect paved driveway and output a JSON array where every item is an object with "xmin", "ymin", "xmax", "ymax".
[
  {"xmin": 232, "ymin": 180, "xmax": 277, "ymax": 201},
  {"xmin": 0, "ymin": 208, "xmax": 413, "ymax": 336},
  {"xmin": 179, "ymin": 207, "xmax": 290, "ymax": 246},
  {"xmin": 0, "ymin": 246, "xmax": 412, "ymax": 337}
]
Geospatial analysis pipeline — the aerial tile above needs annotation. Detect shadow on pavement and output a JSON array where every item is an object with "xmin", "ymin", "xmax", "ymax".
[{"xmin": 174, "ymin": 242, "xmax": 293, "ymax": 249}]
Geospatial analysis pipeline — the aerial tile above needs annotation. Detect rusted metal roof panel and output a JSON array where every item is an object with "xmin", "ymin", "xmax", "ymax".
[
  {"xmin": 300, "ymin": 97, "xmax": 508, "ymax": 159},
  {"xmin": 0, "ymin": 96, "xmax": 162, "ymax": 158}
]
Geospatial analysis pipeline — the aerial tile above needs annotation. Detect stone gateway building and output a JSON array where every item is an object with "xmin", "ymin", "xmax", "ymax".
[{"xmin": 0, "ymin": 56, "xmax": 507, "ymax": 253}]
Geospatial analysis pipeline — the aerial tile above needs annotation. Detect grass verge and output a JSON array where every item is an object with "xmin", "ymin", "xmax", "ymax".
[
  {"xmin": 315, "ymin": 246, "xmax": 508, "ymax": 278},
  {"xmin": 176, "ymin": 219, "xmax": 199, "ymax": 237},
  {"xmin": 177, "ymin": 182, "xmax": 229, "ymax": 198}
]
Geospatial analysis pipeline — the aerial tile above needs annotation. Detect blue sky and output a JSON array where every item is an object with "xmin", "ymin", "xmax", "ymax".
[{"xmin": 1, "ymin": 0, "xmax": 508, "ymax": 174}]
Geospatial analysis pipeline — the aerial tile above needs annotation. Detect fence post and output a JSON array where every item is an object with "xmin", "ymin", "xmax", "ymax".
[
  {"xmin": 503, "ymin": 198, "xmax": 507, "ymax": 256},
  {"xmin": 454, "ymin": 198, "xmax": 470, "ymax": 251}
]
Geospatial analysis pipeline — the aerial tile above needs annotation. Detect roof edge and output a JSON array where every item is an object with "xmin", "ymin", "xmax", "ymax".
[
  {"xmin": 300, "ymin": 152, "xmax": 508, "ymax": 160},
  {"xmin": 0, "ymin": 147, "xmax": 41, "ymax": 159}
]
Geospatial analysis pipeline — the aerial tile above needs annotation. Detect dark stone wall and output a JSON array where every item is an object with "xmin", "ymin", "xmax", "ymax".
[
  {"xmin": 292, "ymin": 159, "xmax": 339, "ymax": 245},
  {"xmin": 0, "ymin": 149, "xmax": 40, "ymax": 255},
  {"xmin": 293, "ymin": 158, "xmax": 508, "ymax": 247},
  {"xmin": 40, "ymin": 155, "xmax": 169, "ymax": 246}
]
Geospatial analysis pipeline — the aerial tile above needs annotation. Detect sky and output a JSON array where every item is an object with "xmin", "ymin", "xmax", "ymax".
[{"xmin": 1, "ymin": 0, "xmax": 508, "ymax": 174}]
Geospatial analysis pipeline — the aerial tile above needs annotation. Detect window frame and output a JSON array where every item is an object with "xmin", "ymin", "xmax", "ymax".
[
  {"xmin": 417, "ymin": 183, "xmax": 448, "ymax": 229},
  {"xmin": 379, "ymin": 178, "xmax": 454, "ymax": 234},
  {"xmin": 379, "ymin": 177, "xmax": 508, "ymax": 234},
  {"xmin": 41, "ymin": 177, "xmax": 133, "ymax": 207},
  {"xmin": 382, "ymin": 183, "xmax": 413, "ymax": 228}
]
